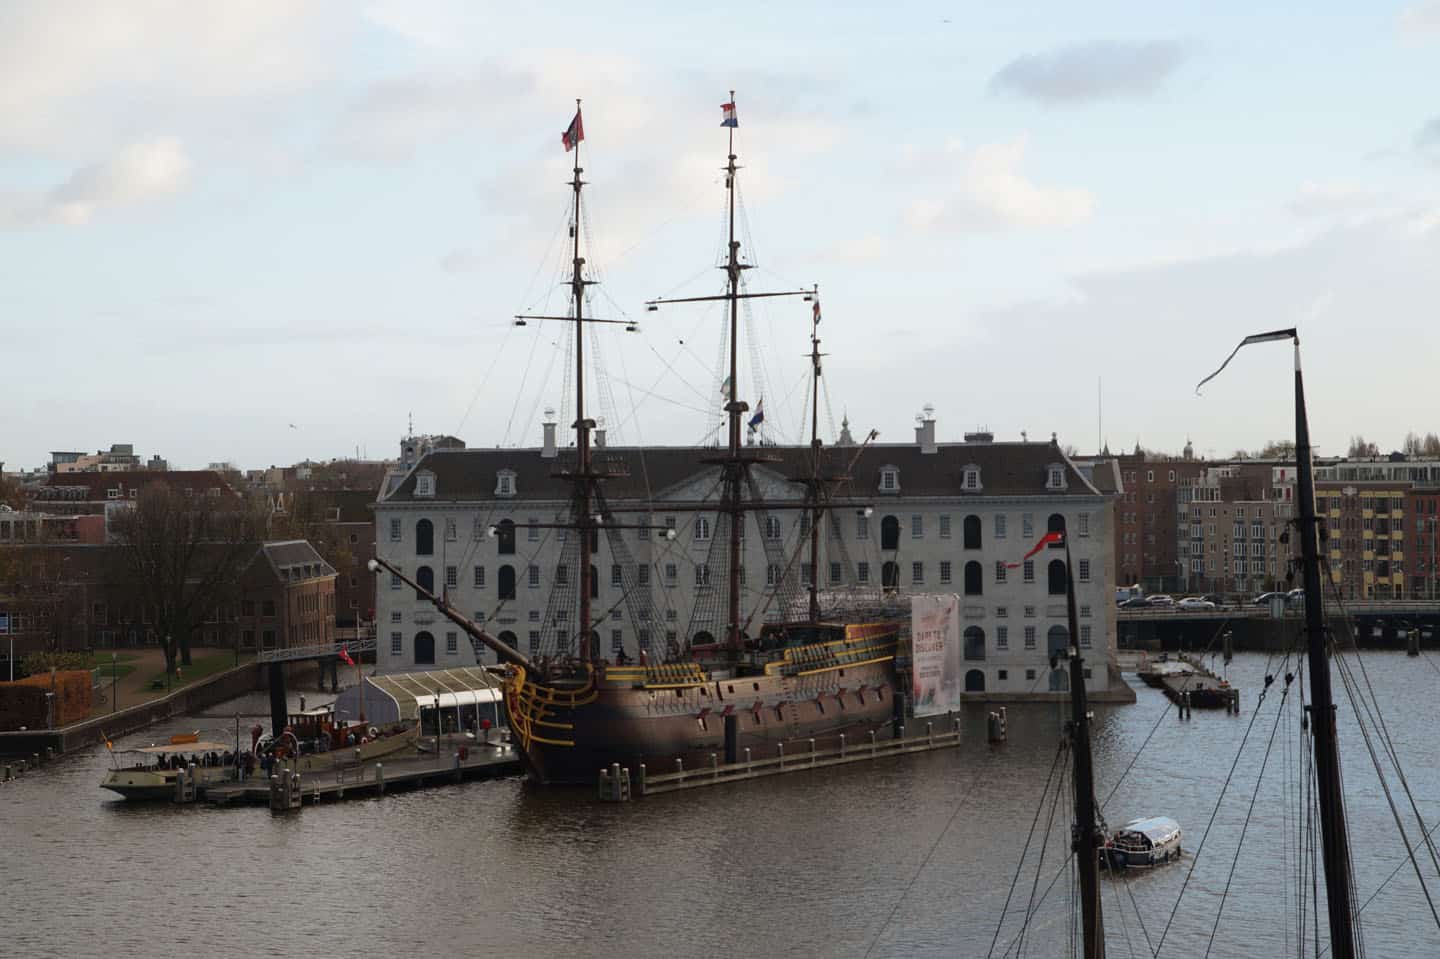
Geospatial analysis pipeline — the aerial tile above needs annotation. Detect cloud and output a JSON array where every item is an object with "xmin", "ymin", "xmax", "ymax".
[
  {"xmin": 2, "ymin": 137, "xmax": 191, "ymax": 227},
  {"xmin": 1400, "ymin": 2, "xmax": 1440, "ymax": 35},
  {"xmin": 1418, "ymin": 116, "xmax": 1440, "ymax": 163},
  {"xmin": 990, "ymin": 40, "xmax": 1190, "ymax": 104},
  {"xmin": 1286, "ymin": 181, "xmax": 1388, "ymax": 218},
  {"xmin": 906, "ymin": 139, "xmax": 1094, "ymax": 231}
]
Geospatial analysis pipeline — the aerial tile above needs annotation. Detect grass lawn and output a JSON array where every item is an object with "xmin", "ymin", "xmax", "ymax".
[{"xmin": 141, "ymin": 650, "xmax": 249, "ymax": 691}]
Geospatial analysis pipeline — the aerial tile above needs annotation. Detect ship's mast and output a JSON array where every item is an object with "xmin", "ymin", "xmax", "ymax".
[
  {"xmin": 569, "ymin": 99, "xmax": 597, "ymax": 662},
  {"xmin": 723, "ymin": 90, "xmax": 744, "ymax": 652},
  {"xmin": 807, "ymin": 294, "xmax": 823, "ymax": 623},
  {"xmin": 1063, "ymin": 538, "xmax": 1104, "ymax": 959}
]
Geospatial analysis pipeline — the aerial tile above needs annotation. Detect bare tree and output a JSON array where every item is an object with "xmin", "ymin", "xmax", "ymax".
[
  {"xmin": 1258, "ymin": 439, "xmax": 1296, "ymax": 459},
  {"xmin": 1347, "ymin": 435, "xmax": 1379, "ymax": 458},
  {"xmin": 0, "ymin": 474, "xmax": 25, "ymax": 510},
  {"xmin": 1425, "ymin": 433, "xmax": 1440, "ymax": 457},
  {"xmin": 1404, "ymin": 432, "xmax": 1423, "ymax": 456},
  {"xmin": 110, "ymin": 482, "xmax": 265, "ymax": 674},
  {"xmin": 266, "ymin": 489, "xmax": 355, "ymax": 574}
]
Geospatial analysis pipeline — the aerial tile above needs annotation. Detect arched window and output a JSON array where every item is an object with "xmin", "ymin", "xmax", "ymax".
[
  {"xmin": 964, "ymin": 669, "xmax": 986, "ymax": 692},
  {"xmin": 1047, "ymin": 624, "xmax": 1069, "ymax": 658},
  {"xmin": 766, "ymin": 563, "xmax": 780, "ymax": 587},
  {"xmin": 496, "ymin": 519, "xmax": 516, "ymax": 555},
  {"xmin": 964, "ymin": 561, "xmax": 983, "ymax": 596},
  {"xmin": 693, "ymin": 631, "xmax": 715, "ymax": 648},
  {"xmin": 415, "ymin": 518, "xmax": 434, "ymax": 556},
  {"xmin": 882, "ymin": 561, "xmax": 900, "ymax": 592},
  {"xmin": 497, "ymin": 631, "xmax": 519, "ymax": 663},
  {"xmin": 498, "ymin": 564, "xmax": 516, "ymax": 600},
  {"xmin": 416, "ymin": 565, "xmax": 434, "ymax": 599},
  {"xmin": 1048, "ymin": 559, "xmax": 1068, "ymax": 596},
  {"xmin": 765, "ymin": 516, "xmax": 782, "ymax": 540},
  {"xmin": 881, "ymin": 515, "xmax": 900, "ymax": 551},
  {"xmin": 1047, "ymin": 513, "xmax": 1066, "ymax": 546},
  {"xmin": 414, "ymin": 630, "xmax": 435, "ymax": 665},
  {"xmin": 1049, "ymin": 667, "xmax": 1070, "ymax": 692},
  {"xmin": 963, "ymin": 515, "xmax": 981, "ymax": 550},
  {"xmin": 963, "ymin": 626, "xmax": 986, "ymax": 661}
]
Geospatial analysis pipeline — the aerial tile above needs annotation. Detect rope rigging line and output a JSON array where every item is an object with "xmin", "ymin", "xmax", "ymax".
[
  {"xmin": 1153, "ymin": 658, "xmax": 1288, "ymax": 955},
  {"xmin": 501, "ymin": 325, "xmax": 548, "ymax": 448},
  {"xmin": 987, "ymin": 742, "xmax": 1069, "ymax": 959},
  {"xmin": 1016, "ymin": 750, "xmax": 1071, "ymax": 959},
  {"xmin": 455, "ymin": 320, "xmax": 518, "ymax": 437},
  {"xmin": 1203, "ymin": 671, "xmax": 1297, "ymax": 959}
]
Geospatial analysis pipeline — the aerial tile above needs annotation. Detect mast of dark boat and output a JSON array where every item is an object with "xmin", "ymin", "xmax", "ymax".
[
  {"xmin": 568, "ymin": 99, "xmax": 596, "ymax": 665},
  {"xmin": 1194, "ymin": 327, "xmax": 1358, "ymax": 958},
  {"xmin": 806, "ymin": 290, "xmax": 823, "ymax": 624},
  {"xmin": 1062, "ymin": 537, "xmax": 1104, "ymax": 959},
  {"xmin": 645, "ymin": 91, "xmax": 813, "ymax": 656}
]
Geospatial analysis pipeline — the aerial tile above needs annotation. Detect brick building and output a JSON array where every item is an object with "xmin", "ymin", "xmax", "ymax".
[
  {"xmin": 1113, "ymin": 446, "xmax": 1205, "ymax": 593},
  {"xmin": 1408, "ymin": 487, "xmax": 1440, "ymax": 600}
]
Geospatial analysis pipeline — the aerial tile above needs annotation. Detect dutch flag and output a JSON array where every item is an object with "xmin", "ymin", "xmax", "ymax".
[
  {"xmin": 748, "ymin": 397, "xmax": 765, "ymax": 431},
  {"xmin": 720, "ymin": 101, "xmax": 738, "ymax": 128}
]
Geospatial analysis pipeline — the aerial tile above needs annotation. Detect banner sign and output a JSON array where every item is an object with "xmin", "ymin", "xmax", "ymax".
[{"xmin": 911, "ymin": 594, "xmax": 961, "ymax": 717}]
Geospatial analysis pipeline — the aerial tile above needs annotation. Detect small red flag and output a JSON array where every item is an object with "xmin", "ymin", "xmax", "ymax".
[
  {"xmin": 338, "ymin": 646, "xmax": 355, "ymax": 667},
  {"xmin": 562, "ymin": 109, "xmax": 584, "ymax": 152},
  {"xmin": 1006, "ymin": 530, "xmax": 1065, "ymax": 568}
]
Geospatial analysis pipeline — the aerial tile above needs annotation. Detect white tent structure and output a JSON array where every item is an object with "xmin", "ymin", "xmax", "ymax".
[{"xmin": 333, "ymin": 667, "xmax": 507, "ymax": 734}]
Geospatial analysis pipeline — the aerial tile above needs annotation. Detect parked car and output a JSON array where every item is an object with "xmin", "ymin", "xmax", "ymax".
[
  {"xmin": 1178, "ymin": 597, "xmax": 1217, "ymax": 610},
  {"xmin": 1120, "ymin": 597, "xmax": 1154, "ymax": 609},
  {"xmin": 1147, "ymin": 594, "xmax": 1176, "ymax": 607},
  {"xmin": 1286, "ymin": 588, "xmax": 1306, "ymax": 607},
  {"xmin": 1252, "ymin": 591, "xmax": 1286, "ymax": 606}
]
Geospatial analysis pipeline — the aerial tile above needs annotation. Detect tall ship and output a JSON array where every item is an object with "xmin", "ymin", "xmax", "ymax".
[{"xmin": 373, "ymin": 94, "xmax": 905, "ymax": 784}]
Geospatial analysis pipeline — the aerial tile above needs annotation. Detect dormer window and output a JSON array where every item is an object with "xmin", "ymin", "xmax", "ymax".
[
  {"xmin": 962, "ymin": 464, "xmax": 982, "ymax": 492},
  {"xmin": 879, "ymin": 466, "xmax": 900, "ymax": 494},
  {"xmin": 415, "ymin": 471, "xmax": 436, "ymax": 498},
  {"xmin": 495, "ymin": 469, "xmax": 517, "ymax": 497},
  {"xmin": 1046, "ymin": 464, "xmax": 1067, "ymax": 491}
]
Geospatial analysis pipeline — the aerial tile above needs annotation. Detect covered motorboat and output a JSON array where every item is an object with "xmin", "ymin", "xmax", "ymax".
[{"xmin": 1103, "ymin": 816, "xmax": 1182, "ymax": 869}]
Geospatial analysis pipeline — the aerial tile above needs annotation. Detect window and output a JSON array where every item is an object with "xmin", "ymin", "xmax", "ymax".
[
  {"xmin": 1169, "ymin": 470, "xmax": 1177, "ymax": 482},
  {"xmin": 390, "ymin": 570, "xmax": 402, "ymax": 590},
  {"xmin": 498, "ymin": 565, "xmax": 516, "ymax": 600},
  {"xmin": 1022, "ymin": 513, "xmax": 1034, "ymax": 538},
  {"xmin": 1046, "ymin": 513, "xmax": 1066, "ymax": 544},
  {"xmin": 880, "ymin": 467, "xmax": 899, "ymax": 492},
  {"xmin": 391, "ymin": 631, "xmax": 402, "ymax": 655},
  {"xmin": 1047, "ymin": 466, "xmax": 1065, "ymax": 490},
  {"xmin": 963, "ymin": 465, "xmax": 981, "ymax": 490},
  {"xmin": 416, "ymin": 565, "xmax": 434, "ymax": 599},
  {"xmin": 241, "ymin": 599, "xmax": 256, "ymax": 617},
  {"xmin": 695, "ymin": 517, "xmax": 712, "ymax": 541},
  {"xmin": 1024, "ymin": 626, "xmax": 1036, "ymax": 650},
  {"xmin": 911, "ymin": 562, "xmax": 924, "ymax": 584},
  {"xmin": 1024, "ymin": 605, "xmax": 1036, "ymax": 618},
  {"xmin": 495, "ymin": 470, "xmax": 516, "ymax": 496},
  {"xmin": 766, "ymin": 515, "xmax": 783, "ymax": 540},
  {"xmin": 415, "ymin": 473, "xmax": 435, "ymax": 497},
  {"xmin": 611, "ymin": 629, "xmax": 624, "ymax": 653},
  {"xmin": 996, "ymin": 606, "xmax": 1008, "ymax": 618},
  {"xmin": 939, "ymin": 561, "xmax": 952, "ymax": 585},
  {"xmin": 881, "ymin": 515, "xmax": 900, "ymax": 550},
  {"xmin": 389, "ymin": 518, "xmax": 402, "ymax": 541},
  {"xmin": 415, "ymin": 519, "xmax": 434, "ymax": 555},
  {"xmin": 443, "ymin": 518, "xmax": 456, "ymax": 541},
  {"xmin": 995, "ymin": 561, "xmax": 1007, "ymax": 583},
  {"xmin": 996, "ymin": 626, "xmax": 1009, "ymax": 649},
  {"xmin": 856, "ymin": 562, "xmax": 870, "ymax": 584},
  {"xmin": 1077, "ymin": 513, "xmax": 1089, "ymax": 537},
  {"xmin": 530, "ymin": 564, "xmax": 544, "ymax": 588},
  {"xmin": 963, "ymin": 627, "xmax": 986, "ymax": 661},
  {"xmin": 964, "ymin": 561, "xmax": 983, "ymax": 595},
  {"xmin": 1078, "ymin": 560, "xmax": 1090, "ymax": 582},
  {"xmin": 695, "ymin": 564, "xmax": 712, "ymax": 587},
  {"xmin": 994, "ymin": 514, "xmax": 1007, "ymax": 539},
  {"xmin": 496, "ymin": 519, "xmax": 516, "ymax": 554},
  {"xmin": 262, "ymin": 599, "xmax": 277, "ymax": 617},
  {"xmin": 1023, "ymin": 560, "xmax": 1035, "ymax": 583},
  {"xmin": 611, "ymin": 564, "xmax": 623, "ymax": 588},
  {"xmin": 445, "ymin": 565, "xmax": 458, "ymax": 589},
  {"xmin": 390, "ymin": 611, "xmax": 402, "ymax": 624},
  {"xmin": 637, "ymin": 565, "xmax": 650, "ymax": 586},
  {"xmin": 939, "ymin": 515, "xmax": 951, "ymax": 539},
  {"xmin": 912, "ymin": 515, "xmax": 923, "ymax": 538},
  {"xmin": 963, "ymin": 514, "xmax": 981, "ymax": 550},
  {"xmin": 1146, "ymin": 470, "xmax": 1154, "ymax": 483},
  {"xmin": 1080, "ymin": 625, "xmax": 1092, "ymax": 648},
  {"xmin": 802, "ymin": 563, "xmax": 814, "ymax": 585},
  {"xmin": 665, "ymin": 563, "xmax": 678, "ymax": 586},
  {"xmin": 473, "ymin": 565, "xmax": 485, "ymax": 588},
  {"xmin": 528, "ymin": 631, "xmax": 541, "ymax": 654},
  {"xmin": 446, "ymin": 631, "xmax": 458, "ymax": 654},
  {"xmin": 1079, "ymin": 605, "xmax": 1091, "ymax": 618},
  {"xmin": 829, "ymin": 562, "xmax": 842, "ymax": 584}
]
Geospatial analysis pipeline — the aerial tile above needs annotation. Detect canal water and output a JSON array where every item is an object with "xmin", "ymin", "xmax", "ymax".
[{"xmin": 4, "ymin": 652, "xmax": 1439, "ymax": 958}]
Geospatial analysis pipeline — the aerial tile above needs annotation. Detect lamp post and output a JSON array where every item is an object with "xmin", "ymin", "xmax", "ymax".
[{"xmin": 111, "ymin": 652, "xmax": 117, "ymax": 714}]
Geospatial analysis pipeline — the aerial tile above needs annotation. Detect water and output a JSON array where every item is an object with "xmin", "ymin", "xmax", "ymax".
[{"xmin": 5, "ymin": 652, "xmax": 1439, "ymax": 958}]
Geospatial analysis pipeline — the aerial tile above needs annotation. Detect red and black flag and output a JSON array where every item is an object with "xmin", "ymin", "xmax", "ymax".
[
  {"xmin": 562, "ymin": 109, "xmax": 584, "ymax": 152},
  {"xmin": 1006, "ymin": 530, "xmax": 1065, "ymax": 568}
]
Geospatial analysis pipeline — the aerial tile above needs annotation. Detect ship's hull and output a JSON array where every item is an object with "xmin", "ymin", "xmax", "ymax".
[
  {"xmin": 511, "ymin": 658, "xmax": 900, "ymax": 785},
  {"xmin": 100, "ymin": 765, "xmax": 231, "ymax": 801}
]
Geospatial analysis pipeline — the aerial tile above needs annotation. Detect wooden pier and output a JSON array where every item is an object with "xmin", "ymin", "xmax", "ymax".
[
  {"xmin": 201, "ymin": 744, "xmax": 521, "ymax": 808},
  {"xmin": 599, "ymin": 719, "xmax": 962, "ymax": 801}
]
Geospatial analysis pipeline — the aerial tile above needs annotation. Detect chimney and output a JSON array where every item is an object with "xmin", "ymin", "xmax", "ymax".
[
  {"xmin": 542, "ymin": 422, "xmax": 557, "ymax": 459},
  {"xmin": 594, "ymin": 429, "xmax": 606, "ymax": 448},
  {"xmin": 914, "ymin": 404, "xmax": 937, "ymax": 454}
]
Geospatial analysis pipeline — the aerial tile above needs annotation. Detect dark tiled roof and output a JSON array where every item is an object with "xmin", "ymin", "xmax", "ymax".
[
  {"xmin": 259, "ymin": 540, "xmax": 336, "ymax": 581},
  {"xmin": 32, "ymin": 470, "xmax": 236, "ymax": 500},
  {"xmin": 382, "ymin": 441, "xmax": 1101, "ymax": 504}
]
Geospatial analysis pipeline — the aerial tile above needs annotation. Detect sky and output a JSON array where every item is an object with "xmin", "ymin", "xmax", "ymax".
[{"xmin": 3, "ymin": 1, "xmax": 1439, "ymax": 471}]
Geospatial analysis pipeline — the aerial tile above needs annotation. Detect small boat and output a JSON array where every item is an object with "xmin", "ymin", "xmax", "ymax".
[
  {"xmin": 1103, "ymin": 816, "xmax": 1183, "ymax": 870},
  {"xmin": 100, "ymin": 736, "xmax": 237, "ymax": 801},
  {"xmin": 255, "ymin": 704, "xmax": 419, "ymax": 774}
]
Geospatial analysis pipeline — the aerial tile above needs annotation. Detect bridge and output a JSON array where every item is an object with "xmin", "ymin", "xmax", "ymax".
[
  {"xmin": 1117, "ymin": 601, "xmax": 1440, "ymax": 624},
  {"xmin": 256, "ymin": 638, "xmax": 377, "ymax": 664},
  {"xmin": 1116, "ymin": 601, "xmax": 1440, "ymax": 652}
]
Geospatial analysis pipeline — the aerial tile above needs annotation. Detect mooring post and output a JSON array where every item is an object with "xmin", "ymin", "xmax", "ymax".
[
  {"xmin": 839, "ymin": 734, "xmax": 846, "ymax": 758},
  {"xmin": 723, "ymin": 712, "xmax": 738, "ymax": 765},
  {"xmin": 710, "ymin": 752, "xmax": 719, "ymax": 782},
  {"xmin": 778, "ymin": 742, "xmax": 785, "ymax": 770},
  {"xmin": 926, "ymin": 721, "xmax": 933, "ymax": 746},
  {"xmin": 375, "ymin": 761, "xmax": 384, "ymax": 794},
  {"xmin": 1409, "ymin": 628, "xmax": 1420, "ymax": 657},
  {"xmin": 744, "ymin": 747, "xmax": 752, "ymax": 774},
  {"xmin": 869, "ymin": 729, "xmax": 878, "ymax": 754},
  {"xmin": 638, "ymin": 763, "xmax": 647, "ymax": 797},
  {"xmin": 808, "ymin": 738, "xmax": 816, "ymax": 767},
  {"xmin": 674, "ymin": 757, "xmax": 684, "ymax": 784}
]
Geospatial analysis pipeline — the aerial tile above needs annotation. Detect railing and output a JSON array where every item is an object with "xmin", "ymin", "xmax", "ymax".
[{"xmin": 256, "ymin": 639, "xmax": 377, "ymax": 664}]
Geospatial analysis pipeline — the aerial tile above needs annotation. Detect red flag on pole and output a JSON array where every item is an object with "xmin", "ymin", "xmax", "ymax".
[
  {"xmin": 562, "ymin": 109, "xmax": 584, "ymax": 152},
  {"xmin": 338, "ymin": 646, "xmax": 355, "ymax": 667},
  {"xmin": 1006, "ymin": 531, "xmax": 1065, "ymax": 568}
]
